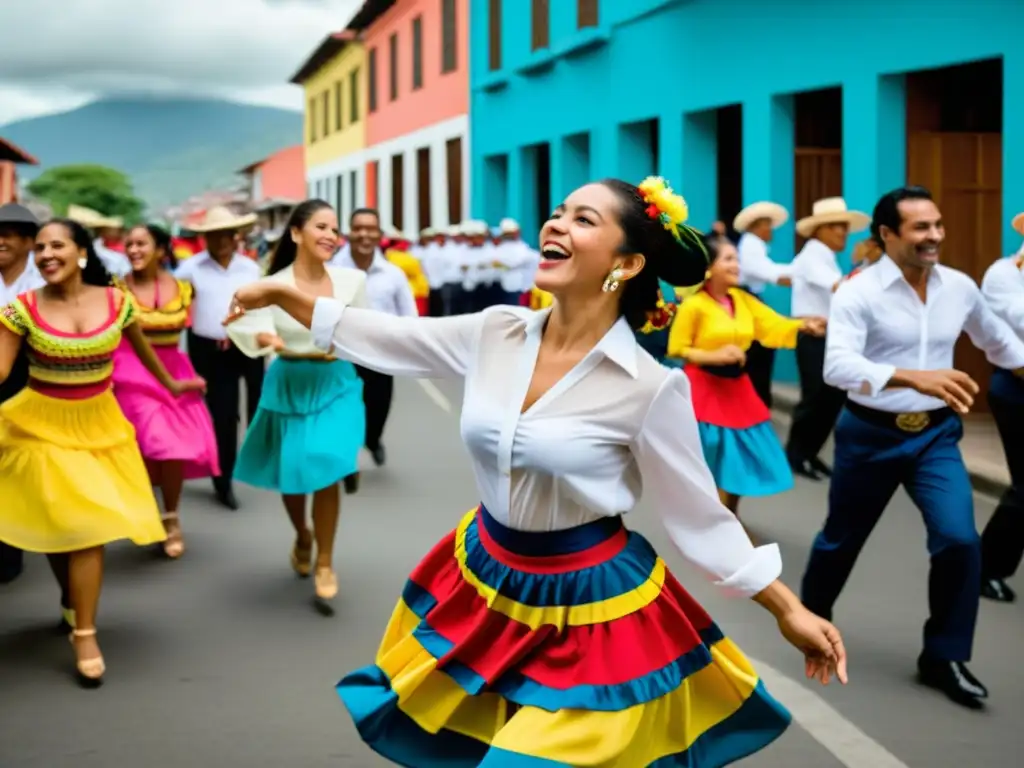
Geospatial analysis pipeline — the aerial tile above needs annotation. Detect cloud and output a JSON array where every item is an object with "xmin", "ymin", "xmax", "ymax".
[{"xmin": 0, "ymin": 0, "xmax": 363, "ymax": 124}]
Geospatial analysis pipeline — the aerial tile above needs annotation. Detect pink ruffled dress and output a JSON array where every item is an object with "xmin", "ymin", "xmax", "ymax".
[{"xmin": 112, "ymin": 277, "xmax": 220, "ymax": 479}]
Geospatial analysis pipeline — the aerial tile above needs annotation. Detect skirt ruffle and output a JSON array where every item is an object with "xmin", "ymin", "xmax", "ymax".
[
  {"xmin": 112, "ymin": 340, "xmax": 220, "ymax": 479},
  {"xmin": 337, "ymin": 506, "xmax": 791, "ymax": 767},
  {"xmin": 686, "ymin": 364, "xmax": 793, "ymax": 497},
  {"xmin": 235, "ymin": 357, "xmax": 365, "ymax": 494},
  {"xmin": 0, "ymin": 388, "xmax": 166, "ymax": 553}
]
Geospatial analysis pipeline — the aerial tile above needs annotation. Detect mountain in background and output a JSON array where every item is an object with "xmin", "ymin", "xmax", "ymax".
[{"xmin": 0, "ymin": 96, "xmax": 303, "ymax": 212}]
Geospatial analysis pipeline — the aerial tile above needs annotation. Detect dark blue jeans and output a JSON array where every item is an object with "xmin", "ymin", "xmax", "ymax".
[{"xmin": 802, "ymin": 407, "xmax": 980, "ymax": 661}]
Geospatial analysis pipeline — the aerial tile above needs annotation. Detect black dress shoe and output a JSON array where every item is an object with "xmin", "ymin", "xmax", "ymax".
[
  {"xmin": 809, "ymin": 457, "xmax": 833, "ymax": 477},
  {"xmin": 981, "ymin": 578, "xmax": 1016, "ymax": 603},
  {"xmin": 216, "ymin": 486, "xmax": 240, "ymax": 511},
  {"xmin": 788, "ymin": 457, "xmax": 822, "ymax": 481},
  {"xmin": 917, "ymin": 655, "xmax": 988, "ymax": 708},
  {"xmin": 343, "ymin": 473, "xmax": 360, "ymax": 494},
  {"xmin": 370, "ymin": 445, "xmax": 386, "ymax": 467}
]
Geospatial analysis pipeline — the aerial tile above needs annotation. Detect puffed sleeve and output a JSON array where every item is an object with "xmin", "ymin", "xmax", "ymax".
[
  {"xmin": 225, "ymin": 306, "xmax": 278, "ymax": 358},
  {"xmin": 0, "ymin": 299, "xmax": 28, "ymax": 336},
  {"xmin": 742, "ymin": 292, "xmax": 802, "ymax": 349},
  {"xmin": 310, "ymin": 296, "xmax": 488, "ymax": 379},
  {"xmin": 633, "ymin": 371, "xmax": 782, "ymax": 597},
  {"xmin": 115, "ymin": 287, "xmax": 137, "ymax": 328}
]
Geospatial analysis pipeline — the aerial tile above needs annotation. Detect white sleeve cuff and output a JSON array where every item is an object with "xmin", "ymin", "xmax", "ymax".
[
  {"xmin": 311, "ymin": 297, "xmax": 345, "ymax": 352},
  {"xmin": 713, "ymin": 543, "xmax": 783, "ymax": 598},
  {"xmin": 863, "ymin": 363, "xmax": 898, "ymax": 397}
]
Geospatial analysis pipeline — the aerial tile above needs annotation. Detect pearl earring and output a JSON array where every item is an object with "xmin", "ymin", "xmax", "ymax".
[
  {"xmin": 602, "ymin": 268, "xmax": 624, "ymax": 293},
  {"xmin": 77, "ymin": 257, "xmax": 88, "ymax": 269}
]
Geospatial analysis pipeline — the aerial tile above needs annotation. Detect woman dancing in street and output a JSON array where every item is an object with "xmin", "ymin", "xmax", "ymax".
[
  {"xmin": 667, "ymin": 235, "xmax": 826, "ymax": 515},
  {"xmin": 226, "ymin": 177, "xmax": 847, "ymax": 766},
  {"xmin": 0, "ymin": 219, "xmax": 203, "ymax": 686},
  {"xmin": 113, "ymin": 224, "xmax": 220, "ymax": 558},
  {"xmin": 227, "ymin": 200, "xmax": 366, "ymax": 604}
]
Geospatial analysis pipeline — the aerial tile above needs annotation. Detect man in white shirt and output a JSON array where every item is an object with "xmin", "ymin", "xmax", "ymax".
[
  {"xmin": 175, "ymin": 206, "xmax": 261, "ymax": 510},
  {"xmin": 978, "ymin": 227, "xmax": 1024, "ymax": 603},
  {"xmin": 0, "ymin": 203, "xmax": 44, "ymax": 584},
  {"xmin": 733, "ymin": 201, "xmax": 791, "ymax": 407},
  {"xmin": 803, "ymin": 186, "xmax": 1024, "ymax": 708},
  {"xmin": 335, "ymin": 207, "xmax": 417, "ymax": 466},
  {"xmin": 496, "ymin": 218, "xmax": 540, "ymax": 306},
  {"xmin": 786, "ymin": 198, "xmax": 870, "ymax": 480}
]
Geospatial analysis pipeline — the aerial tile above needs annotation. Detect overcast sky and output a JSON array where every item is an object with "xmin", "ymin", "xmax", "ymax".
[{"xmin": 0, "ymin": 0, "xmax": 363, "ymax": 126}]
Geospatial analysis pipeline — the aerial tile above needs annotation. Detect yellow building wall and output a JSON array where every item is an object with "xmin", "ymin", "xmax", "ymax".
[{"xmin": 301, "ymin": 43, "xmax": 368, "ymax": 171}]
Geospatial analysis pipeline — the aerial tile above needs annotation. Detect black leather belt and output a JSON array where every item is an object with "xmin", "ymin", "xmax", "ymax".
[{"xmin": 845, "ymin": 401, "xmax": 955, "ymax": 434}]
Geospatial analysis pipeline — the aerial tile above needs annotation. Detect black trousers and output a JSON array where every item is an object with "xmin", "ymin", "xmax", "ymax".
[
  {"xmin": 981, "ymin": 387, "xmax": 1024, "ymax": 581},
  {"xmin": 428, "ymin": 289, "xmax": 445, "ymax": 317},
  {"xmin": 0, "ymin": 350, "xmax": 29, "ymax": 583},
  {"xmin": 786, "ymin": 334, "xmax": 846, "ymax": 462},
  {"xmin": 356, "ymin": 365, "xmax": 393, "ymax": 451},
  {"xmin": 187, "ymin": 331, "xmax": 264, "ymax": 489}
]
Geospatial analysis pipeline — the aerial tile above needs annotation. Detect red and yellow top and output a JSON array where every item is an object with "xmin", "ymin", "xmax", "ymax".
[
  {"xmin": 0, "ymin": 287, "xmax": 136, "ymax": 399},
  {"xmin": 121, "ymin": 277, "xmax": 193, "ymax": 347}
]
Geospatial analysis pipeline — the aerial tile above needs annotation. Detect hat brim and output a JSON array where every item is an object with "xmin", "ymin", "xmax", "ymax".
[
  {"xmin": 190, "ymin": 213, "xmax": 257, "ymax": 233},
  {"xmin": 1013, "ymin": 212, "xmax": 1024, "ymax": 236},
  {"xmin": 733, "ymin": 203, "xmax": 789, "ymax": 233},
  {"xmin": 795, "ymin": 211, "xmax": 870, "ymax": 238}
]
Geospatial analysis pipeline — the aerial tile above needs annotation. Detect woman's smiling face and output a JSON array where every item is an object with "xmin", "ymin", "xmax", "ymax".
[{"xmin": 34, "ymin": 222, "xmax": 85, "ymax": 284}]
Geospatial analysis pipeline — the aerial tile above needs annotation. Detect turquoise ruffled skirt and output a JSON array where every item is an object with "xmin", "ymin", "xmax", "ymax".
[{"xmin": 235, "ymin": 358, "xmax": 365, "ymax": 495}]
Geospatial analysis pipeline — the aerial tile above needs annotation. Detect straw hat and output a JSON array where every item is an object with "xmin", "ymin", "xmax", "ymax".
[
  {"xmin": 499, "ymin": 218, "xmax": 520, "ymax": 234},
  {"xmin": 733, "ymin": 202, "xmax": 789, "ymax": 233},
  {"xmin": 796, "ymin": 197, "xmax": 870, "ymax": 238},
  {"xmin": 67, "ymin": 204, "xmax": 104, "ymax": 228},
  {"xmin": 1012, "ymin": 212, "xmax": 1024, "ymax": 236},
  {"xmin": 420, "ymin": 227, "xmax": 435, "ymax": 238},
  {"xmin": 188, "ymin": 206, "xmax": 257, "ymax": 233}
]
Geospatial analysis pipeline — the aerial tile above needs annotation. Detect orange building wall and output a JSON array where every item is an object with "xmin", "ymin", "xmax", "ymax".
[
  {"xmin": 364, "ymin": 0, "xmax": 468, "ymax": 146},
  {"xmin": 256, "ymin": 145, "xmax": 306, "ymax": 201},
  {"xmin": 0, "ymin": 162, "xmax": 16, "ymax": 205}
]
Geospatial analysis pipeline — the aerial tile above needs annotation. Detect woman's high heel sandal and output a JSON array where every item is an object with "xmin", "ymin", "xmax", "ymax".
[
  {"xmin": 291, "ymin": 539, "xmax": 313, "ymax": 578},
  {"xmin": 315, "ymin": 567, "xmax": 338, "ymax": 600},
  {"xmin": 69, "ymin": 628, "xmax": 105, "ymax": 687},
  {"xmin": 162, "ymin": 512, "xmax": 185, "ymax": 559}
]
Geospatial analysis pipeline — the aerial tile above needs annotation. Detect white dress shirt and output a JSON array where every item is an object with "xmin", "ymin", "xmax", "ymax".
[
  {"xmin": 981, "ymin": 256, "xmax": 1024, "ymax": 335},
  {"xmin": 498, "ymin": 240, "xmax": 541, "ymax": 293},
  {"xmin": 93, "ymin": 239, "xmax": 132, "ymax": 278},
  {"xmin": 824, "ymin": 255, "xmax": 1024, "ymax": 412},
  {"xmin": 737, "ymin": 232, "xmax": 790, "ymax": 294},
  {"xmin": 309, "ymin": 301, "xmax": 781, "ymax": 597},
  {"xmin": 226, "ymin": 265, "xmax": 368, "ymax": 357},
  {"xmin": 790, "ymin": 238, "xmax": 841, "ymax": 317},
  {"xmin": 1, "ymin": 257, "xmax": 44, "ymax": 306},
  {"xmin": 334, "ymin": 249, "xmax": 417, "ymax": 317},
  {"xmin": 174, "ymin": 251, "xmax": 261, "ymax": 340}
]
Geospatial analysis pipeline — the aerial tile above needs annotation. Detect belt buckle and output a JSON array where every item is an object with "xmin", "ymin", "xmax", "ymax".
[{"xmin": 895, "ymin": 411, "xmax": 930, "ymax": 433}]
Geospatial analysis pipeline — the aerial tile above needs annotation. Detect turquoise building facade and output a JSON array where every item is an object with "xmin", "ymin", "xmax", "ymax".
[{"xmin": 468, "ymin": 0, "xmax": 1023, "ymax": 383}]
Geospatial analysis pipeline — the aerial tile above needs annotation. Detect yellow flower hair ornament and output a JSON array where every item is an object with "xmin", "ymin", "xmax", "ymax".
[{"xmin": 636, "ymin": 176, "xmax": 705, "ymax": 251}]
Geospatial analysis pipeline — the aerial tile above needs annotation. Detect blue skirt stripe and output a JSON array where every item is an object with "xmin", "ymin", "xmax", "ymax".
[
  {"xmin": 462, "ymin": 516, "xmax": 658, "ymax": 607},
  {"xmin": 479, "ymin": 504, "xmax": 623, "ymax": 556}
]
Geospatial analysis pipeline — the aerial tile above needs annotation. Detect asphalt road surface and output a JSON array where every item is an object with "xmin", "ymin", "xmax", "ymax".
[{"xmin": 2, "ymin": 377, "xmax": 1022, "ymax": 767}]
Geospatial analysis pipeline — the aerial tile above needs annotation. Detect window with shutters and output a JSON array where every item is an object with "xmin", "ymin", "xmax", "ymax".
[
  {"xmin": 308, "ymin": 97, "xmax": 317, "ymax": 142},
  {"xmin": 334, "ymin": 81, "xmax": 343, "ymax": 130},
  {"xmin": 412, "ymin": 16, "xmax": 424, "ymax": 90},
  {"xmin": 531, "ymin": 0, "xmax": 549, "ymax": 51},
  {"xmin": 577, "ymin": 0, "xmax": 598, "ymax": 29},
  {"xmin": 488, "ymin": 0, "xmax": 501, "ymax": 71},
  {"xmin": 321, "ymin": 90, "xmax": 329, "ymax": 136},
  {"xmin": 349, "ymin": 67, "xmax": 360, "ymax": 122},
  {"xmin": 441, "ymin": 0, "xmax": 457, "ymax": 73},
  {"xmin": 368, "ymin": 48, "xmax": 378, "ymax": 113},
  {"xmin": 389, "ymin": 33, "xmax": 399, "ymax": 101}
]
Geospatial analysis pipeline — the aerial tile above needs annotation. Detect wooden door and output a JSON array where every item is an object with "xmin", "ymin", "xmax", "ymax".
[
  {"xmin": 907, "ymin": 131, "xmax": 1002, "ymax": 411},
  {"xmin": 391, "ymin": 153, "xmax": 404, "ymax": 231},
  {"xmin": 446, "ymin": 137, "xmax": 463, "ymax": 225},
  {"xmin": 417, "ymin": 147, "xmax": 431, "ymax": 230},
  {"xmin": 793, "ymin": 147, "xmax": 842, "ymax": 251}
]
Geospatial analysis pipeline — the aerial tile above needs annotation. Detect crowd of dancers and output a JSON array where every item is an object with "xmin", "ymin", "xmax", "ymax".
[{"xmin": 1, "ymin": 170, "xmax": 1022, "ymax": 765}]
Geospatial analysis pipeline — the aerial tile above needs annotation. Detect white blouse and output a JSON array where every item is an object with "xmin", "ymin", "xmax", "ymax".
[
  {"xmin": 309, "ymin": 301, "xmax": 781, "ymax": 598},
  {"xmin": 227, "ymin": 265, "xmax": 369, "ymax": 357}
]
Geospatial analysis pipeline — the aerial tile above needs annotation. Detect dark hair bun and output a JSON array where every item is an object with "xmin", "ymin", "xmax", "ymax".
[{"xmin": 653, "ymin": 235, "xmax": 708, "ymax": 287}]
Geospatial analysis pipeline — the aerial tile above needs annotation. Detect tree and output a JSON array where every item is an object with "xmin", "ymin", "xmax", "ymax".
[{"xmin": 26, "ymin": 164, "xmax": 145, "ymax": 224}]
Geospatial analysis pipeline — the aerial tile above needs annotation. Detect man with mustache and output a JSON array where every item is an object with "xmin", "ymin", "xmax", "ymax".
[{"xmin": 801, "ymin": 186, "xmax": 1024, "ymax": 709}]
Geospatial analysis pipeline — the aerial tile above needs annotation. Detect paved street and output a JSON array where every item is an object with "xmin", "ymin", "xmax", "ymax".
[{"xmin": 2, "ymin": 377, "xmax": 1023, "ymax": 767}]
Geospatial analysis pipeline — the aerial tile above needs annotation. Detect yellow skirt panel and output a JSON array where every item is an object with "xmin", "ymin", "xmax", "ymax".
[{"xmin": 0, "ymin": 388, "xmax": 165, "ymax": 553}]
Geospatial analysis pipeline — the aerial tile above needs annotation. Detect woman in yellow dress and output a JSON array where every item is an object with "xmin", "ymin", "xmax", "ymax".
[
  {"xmin": 0, "ymin": 219, "xmax": 204, "ymax": 686},
  {"xmin": 667, "ymin": 235, "xmax": 825, "ymax": 515}
]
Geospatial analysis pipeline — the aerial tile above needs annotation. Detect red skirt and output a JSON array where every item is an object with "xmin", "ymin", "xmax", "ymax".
[{"xmin": 685, "ymin": 364, "xmax": 771, "ymax": 429}]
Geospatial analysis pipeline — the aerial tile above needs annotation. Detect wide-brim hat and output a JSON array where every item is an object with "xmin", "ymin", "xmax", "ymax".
[
  {"xmin": 1013, "ymin": 212, "xmax": 1024, "ymax": 236},
  {"xmin": 189, "ymin": 206, "xmax": 257, "ymax": 233},
  {"xmin": 67, "ymin": 204, "xmax": 104, "ymax": 228},
  {"xmin": 796, "ymin": 197, "xmax": 870, "ymax": 238},
  {"xmin": 499, "ymin": 218, "xmax": 520, "ymax": 234},
  {"xmin": 0, "ymin": 203, "xmax": 40, "ymax": 229},
  {"xmin": 733, "ymin": 202, "xmax": 789, "ymax": 233}
]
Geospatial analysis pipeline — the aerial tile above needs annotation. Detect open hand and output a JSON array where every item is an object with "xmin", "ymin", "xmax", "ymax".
[
  {"xmin": 777, "ymin": 607, "xmax": 848, "ymax": 686},
  {"xmin": 224, "ymin": 283, "xmax": 277, "ymax": 325},
  {"xmin": 907, "ymin": 369, "xmax": 978, "ymax": 414}
]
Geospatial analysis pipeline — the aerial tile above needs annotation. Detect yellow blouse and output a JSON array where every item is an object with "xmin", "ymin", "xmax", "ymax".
[
  {"xmin": 667, "ymin": 288, "xmax": 802, "ymax": 359},
  {"xmin": 530, "ymin": 287, "xmax": 553, "ymax": 310},
  {"xmin": 386, "ymin": 249, "xmax": 430, "ymax": 299}
]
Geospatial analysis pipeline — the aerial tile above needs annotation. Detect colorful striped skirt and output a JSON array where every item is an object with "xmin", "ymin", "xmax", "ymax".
[
  {"xmin": 336, "ymin": 505, "xmax": 791, "ymax": 766},
  {"xmin": 686, "ymin": 364, "xmax": 794, "ymax": 498}
]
